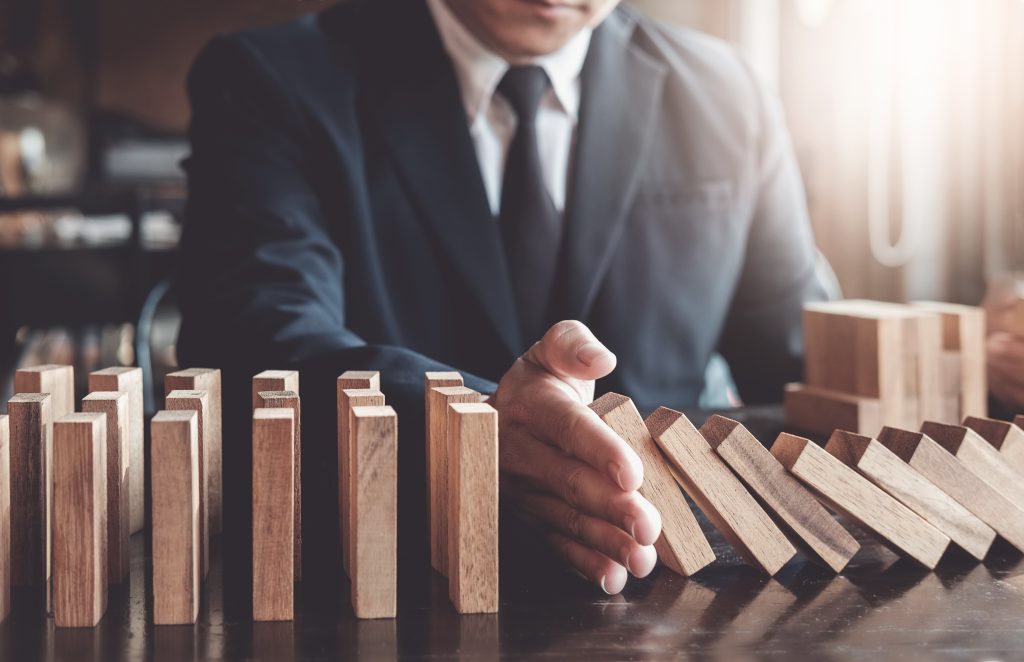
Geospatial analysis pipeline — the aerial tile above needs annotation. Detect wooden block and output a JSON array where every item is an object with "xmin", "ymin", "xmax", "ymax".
[
  {"xmin": 88, "ymin": 367, "xmax": 144, "ymax": 535},
  {"xmin": 770, "ymin": 433, "xmax": 950, "ymax": 568},
  {"xmin": 7, "ymin": 393, "xmax": 52, "ymax": 587},
  {"xmin": 447, "ymin": 403, "xmax": 499, "ymax": 613},
  {"xmin": 426, "ymin": 385, "xmax": 480, "ymax": 577},
  {"xmin": 825, "ymin": 429, "xmax": 996, "ymax": 561},
  {"xmin": 912, "ymin": 302, "xmax": 987, "ymax": 419},
  {"xmin": 350, "ymin": 405, "xmax": 398, "ymax": 619},
  {"xmin": 339, "ymin": 371, "xmax": 382, "ymax": 392},
  {"xmin": 81, "ymin": 392, "xmax": 130, "ymax": 584},
  {"xmin": 337, "ymin": 388, "xmax": 385, "ymax": 578},
  {"xmin": 164, "ymin": 369, "xmax": 222, "ymax": 535},
  {"xmin": 252, "ymin": 408, "xmax": 295, "ymax": 622},
  {"xmin": 783, "ymin": 383, "xmax": 883, "ymax": 437},
  {"xmin": 255, "ymin": 390, "xmax": 302, "ymax": 582},
  {"xmin": 0, "ymin": 415, "xmax": 9, "ymax": 622},
  {"xmin": 252, "ymin": 370, "xmax": 299, "ymax": 410},
  {"xmin": 165, "ymin": 390, "xmax": 210, "ymax": 578},
  {"xmin": 16, "ymin": 364, "xmax": 74, "ymax": 420},
  {"xmin": 589, "ymin": 393, "xmax": 715, "ymax": 576},
  {"xmin": 963, "ymin": 416, "xmax": 1024, "ymax": 477},
  {"xmin": 53, "ymin": 413, "xmax": 107, "ymax": 628},
  {"xmin": 921, "ymin": 421, "xmax": 1024, "ymax": 512},
  {"xmin": 702, "ymin": 416, "xmax": 859, "ymax": 573},
  {"xmin": 151, "ymin": 411, "xmax": 200, "ymax": 625}
]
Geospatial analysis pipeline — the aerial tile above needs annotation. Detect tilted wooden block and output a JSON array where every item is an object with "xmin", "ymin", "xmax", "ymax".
[
  {"xmin": 7, "ymin": 393, "xmax": 52, "ymax": 587},
  {"xmin": 151, "ymin": 411, "xmax": 200, "ymax": 625},
  {"xmin": 963, "ymin": 416, "xmax": 1024, "ymax": 477},
  {"xmin": 165, "ymin": 369, "xmax": 222, "ymax": 535},
  {"xmin": 876, "ymin": 426, "xmax": 1024, "ymax": 552},
  {"xmin": 53, "ymin": 413, "xmax": 108, "ymax": 628},
  {"xmin": 0, "ymin": 415, "xmax": 10, "ymax": 622},
  {"xmin": 783, "ymin": 383, "xmax": 883, "ymax": 437},
  {"xmin": 911, "ymin": 302, "xmax": 987, "ymax": 420},
  {"xmin": 922, "ymin": 421, "xmax": 1024, "ymax": 513},
  {"xmin": 646, "ymin": 409, "xmax": 795, "ymax": 575},
  {"xmin": 252, "ymin": 408, "xmax": 295, "ymax": 622},
  {"xmin": 16, "ymin": 364, "xmax": 75, "ymax": 420},
  {"xmin": 447, "ymin": 403, "xmax": 499, "ymax": 613},
  {"xmin": 589, "ymin": 393, "xmax": 715, "ymax": 576},
  {"xmin": 256, "ymin": 390, "xmax": 303, "ymax": 581},
  {"xmin": 81, "ymin": 392, "xmax": 130, "ymax": 584},
  {"xmin": 88, "ymin": 367, "xmax": 144, "ymax": 536},
  {"xmin": 165, "ymin": 390, "xmax": 210, "ymax": 578},
  {"xmin": 825, "ymin": 429, "xmax": 995, "ymax": 561},
  {"xmin": 702, "ymin": 416, "xmax": 859, "ymax": 573},
  {"xmin": 337, "ymin": 388, "xmax": 385, "ymax": 578},
  {"xmin": 350, "ymin": 405, "xmax": 398, "ymax": 619},
  {"xmin": 771, "ymin": 433, "xmax": 950, "ymax": 568},
  {"xmin": 427, "ymin": 384, "xmax": 479, "ymax": 577},
  {"xmin": 252, "ymin": 370, "xmax": 299, "ymax": 410}
]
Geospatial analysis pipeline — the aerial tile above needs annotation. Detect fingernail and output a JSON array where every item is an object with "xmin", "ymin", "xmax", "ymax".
[
  {"xmin": 624, "ymin": 515, "xmax": 637, "ymax": 539},
  {"xmin": 577, "ymin": 342, "xmax": 611, "ymax": 367},
  {"xmin": 600, "ymin": 575, "xmax": 611, "ymax": 594},
  {"xmin": 609, "ymin": 461, "xmax": 627, "ymax": 490},
  {"xmin": 625, "ymin": 550, "xmax": 636, "ymax": 575}
]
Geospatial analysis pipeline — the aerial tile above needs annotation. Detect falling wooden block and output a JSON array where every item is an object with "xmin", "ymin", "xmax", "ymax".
[
  {"xmin": 701, "ymin": 416, "xmax": 859, "ymax": 573},
  {"xmin": 921, "ymin": 421, "xmax": 1024, "ymax": 512},
  {"xmin": 771, "ymin": 432, "xmax": 950, "ymax": 568},
  {"xmin": 783, "ymin": 383, "xmax": 883, "ymax": 437},
  {"xmin": 447, "ymin": 403, "xmax": 499, "ymax": 613},
  {"xmin": 255, "ymin": 390, "xmax": 302, "ymax": 581},
  {"xmin": 350, "ymin": 405, "xmax": 398, "ymax": 619},
  {"xmin": 252, "ymin": 408, "xmax": 295, "ymax": 621},
  {"xmin": 912, "ymin": 302, "xmax": 987, "ymax": 420},
  {"xmin": 53, "ymin": 413, "xmax": 108, "ymax": 628},
  {"xmin": 337, "ymin": 388, "xmax": 386, "ymax": 578},
  {"xmin": 16, "ymin": 364, "xmax": 74, "ymax": 420},
  {"xmin": 426, "ymin": 385, "xmax": 480, "ymax": 577},
  {"xmin": 81, "ymin": 392, "xmax": 130, "ymax": 584},
  {"xmin": 165, "ymin": 390, "xmax": 210, "ymax": 578},
  {"xmin": 0, "ymin": 415, "xmax": 9, "ymax": 622},
  {"xmin": 165, "ymin": 369, "xmax": 223, "ymax": 535},
  {"xmin": 88, "ymin": 367, "xmax": 144, "ymax": 535},
  {"xmin": 963, "ymin": 416, "xmax": 1024, "ymax": 477},
  {"xmin": 252, "ymin": 370, "xmax": 299, "ymax": 410},
  {"xmin": 589, "ymin": 393, "xmax": 715, "ymax": 576},
  {"xmin": 645, "ymin": 409, "xmax": 795, "ymax": 575},
  {"xmin": 151, "ymin": 410, "xmax": 200, "ymax": 625},
  {"xmin": 7, "ymin": 393, "xmax": 52, "ymax": 587},
  {"xmin": 825, "ymin": 429, "xmax": 995, "ymax": 561}
]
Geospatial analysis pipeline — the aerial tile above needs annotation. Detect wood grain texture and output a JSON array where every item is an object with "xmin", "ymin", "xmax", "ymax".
[
  {"xmin": 0, "ymin": 415, "xmax": 9, "ymax": 622},
  {"xmin": 447, "ymin": 403, "xmax": 499, "ymax": 613},
  {"xmin": 53, "ymin": 413, "xmax": 107, "ymax": 628},
  {"xmin": 164, "ymin": 369, "xmax": 223, "ymax": 535},
  {"xmin": 165, "ymin": 390, "xmax": 210, "ymax": 578},
  {"xmin": 644, "ymin": 409, "xmax": 795, "ymax": 575},
  {"xmin": 88, "ymin": 368, "xmax": 144, "ymax": 535},
  {"xmin": 255, "ymin": 390, "xmax": 303, "ymax": 582},
  {"xmin": 81, "ymin": 392, "xmax": 130, "ymax": 584},
  {"xmin": 912, "ymin": 302, "xmax": 987, "ymax": 420},
  {"xmin": 337, "ymin": 388, "xmax": 385, "ymax": 578},
  {"xmin": 151, "ymin": 410, "xmax": 200, "ymax": 625},
  {"xmin": 427, "ymin": 385, "xmax": 479, "ymax": 577},
  {"xmin": 423, "ymin": 372, "xmax": 463, "ymax": 574},
  {"xmin": 252, "ymin": 408, "xmax": 295, "ymax": 622},
  {"xmin": 350, "ymin": 406, "xmax": 397, "ymax": 619},
  {"xmin": 921, "ymin": 421, "xmax": 1024, "ymax": 513},
  {"xmin": 963, "ymin": 416, "xmax": 1024, "ymax": 477},
  {"xmin": 16, "ymin": 364, "xmax": 75, "ymax": 421},
  {"xmin": 252, "ymin": 370, "xmax": 299, "ymax": 410},
  {"xmin": 702, "ymin": 416, "xmax": 859, "ymax": 573},
  {"xmin": 825, "ymin": 430, "xmax": 995, "ymax": 561},
  {"xmin": 7, "ymin": 393, "xmax": 52, "ymax": 587},
  {"xmin": 590, "ymin": 393, "xmax": 715, "ymax": 576},
  {"xmin": 771, "ymin": 433, "xmax": 950, "ymax": 569},
  {"xmin": 783, "ymin": 383, "xmax": 883, "ymax": 437}
]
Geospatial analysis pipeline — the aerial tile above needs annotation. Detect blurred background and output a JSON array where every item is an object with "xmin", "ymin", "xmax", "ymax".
[{"xmin": 1, "ymin": 0, "xmax": 1022, "ymax": 407}]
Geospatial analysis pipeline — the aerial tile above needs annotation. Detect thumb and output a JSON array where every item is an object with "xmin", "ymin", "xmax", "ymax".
[{"xmin": 523, "ymin": 320, "xmax": 617, "ymax": 382}]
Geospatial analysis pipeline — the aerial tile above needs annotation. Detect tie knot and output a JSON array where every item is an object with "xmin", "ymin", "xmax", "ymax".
[{"xmin": 497, "ymin": 65, "xmax": 550, "ymax": 122}]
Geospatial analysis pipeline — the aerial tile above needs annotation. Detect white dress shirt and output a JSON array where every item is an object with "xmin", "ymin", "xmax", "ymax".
[{"xmin": 425, "ymin": 0, "xmax": 592, "ymax": 215}]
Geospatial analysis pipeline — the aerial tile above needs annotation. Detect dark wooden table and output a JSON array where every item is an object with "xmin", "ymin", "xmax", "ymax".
[{"xmin": 3, "ymin": 407, "xmax": 1023, "ymax": 660}]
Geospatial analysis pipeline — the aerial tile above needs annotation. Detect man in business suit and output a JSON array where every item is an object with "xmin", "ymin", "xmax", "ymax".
[{"xmin": 179, "ymin": 0, "xmax": 826, "ymax": 594}]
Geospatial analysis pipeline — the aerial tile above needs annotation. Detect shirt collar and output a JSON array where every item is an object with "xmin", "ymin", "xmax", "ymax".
[{"xmin": 426, "ymin": 0, "xmax": 592, "ymax": 125}]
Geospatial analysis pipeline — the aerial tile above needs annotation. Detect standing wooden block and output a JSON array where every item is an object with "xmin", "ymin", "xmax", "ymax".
[
  {"xmin": 7, "ymin": 393, "xmax": 52, "ymax": 586},
  {"xmin": 646, "ymin": 409, "xmax": 795, "ymax": 575},
  {"xmin": 771, "ymin": 433, "xmax": 950, "ymax": 568},
  {"xmin": 165, "ymin": 390, "xmax": 210, "ymax": 578},
  {"xmin": 447, "ymin": 403, "xmax": 499, "ymax": 613},
  {"xmin": 0, "ymin": 415, "xmax": 10, "ymax": 622},
  {"xmin": 350, "ymin": 405, "xmax": 398, "ymax": 619},
  {"xmin": 337, "ymin": 388, "xmax": 385, "ymax": 578},
  {"xmin": 921, "ymin": 421, "xmax": 1024, "ymax": 512},
  {"xmin": 255, "ymin": 390, "xmax": 303, "ymax": 581},
  {"xmin": 151, "ymin": 411, "xmax": 200, "ymax": 625},
  {"xmin": 825, "ymin": 429, "xmax": 995, "ymax": 561},
  {"xmin": 589, "ymin": 393, "xmax": 715, "ymax": 576},
  {"xmin": 53, "ymin": 413, "xmax": 108, "ymax": 628},
  {"xmin": 88, "ymin": 367, "xmax": 144, "ymax": 535},
  {"xmin": 427, "ymin": 385, "xmax": 480, "ymax": 577},
  {"xmin": 16, "ymin": 364, "xmax": 74, "ymax": 420},
  {"xmin": 164, "ymin": 368, "xmax": 223, "ymax": 535},
  {"xmin": 783, "ymin": 383, "xmax": 883, "ymax": 437},
  {"xmin": 252, "ymin": 370, "xmax": 299, "ymax": 410},
  {"xmin": 81, "ymin": 392, "xmax": 130, "ymax": 584},
  {"xmin": 339, "ymin": 371, "xmax": 382, "ymax": 392},
  {"xmin": 252, "ymin": 408, "xmax": 295, "ymax": 622},
  {"xmin": 963, "ymin": 416, "xmax": 1024, "ymax": 477},
  {"xmin": 912, "ymin": 302, "xmax": 987, "ymax": 420}
]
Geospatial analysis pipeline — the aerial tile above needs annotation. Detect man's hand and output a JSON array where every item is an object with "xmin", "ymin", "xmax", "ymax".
[
  {"xmin": 987, "ymin": 332, "xmax": 1024, "ymax": 411},
  {"xmin": 491, "ymin": 320, "xmax": 662, "ymax": 594}
]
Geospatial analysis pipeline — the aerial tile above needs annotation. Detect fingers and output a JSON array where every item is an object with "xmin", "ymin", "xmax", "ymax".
[
  {"xmin": 524, "ymin": 320, "xmax": 617, "ymax": 382},
  {"xmin": 547, "ymin": 531, "xmax": 629, "ymax": 594}
]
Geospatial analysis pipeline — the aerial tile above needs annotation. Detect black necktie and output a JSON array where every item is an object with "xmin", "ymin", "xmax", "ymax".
[{"xmin": 497, "ymin": 65, "xmax": 563, "ymax": 345}]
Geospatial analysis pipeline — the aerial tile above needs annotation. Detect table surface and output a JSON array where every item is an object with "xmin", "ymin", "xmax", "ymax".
[{"xmin": 3, "ymin": 407, "xmax": 1024, "ymax": 661}]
